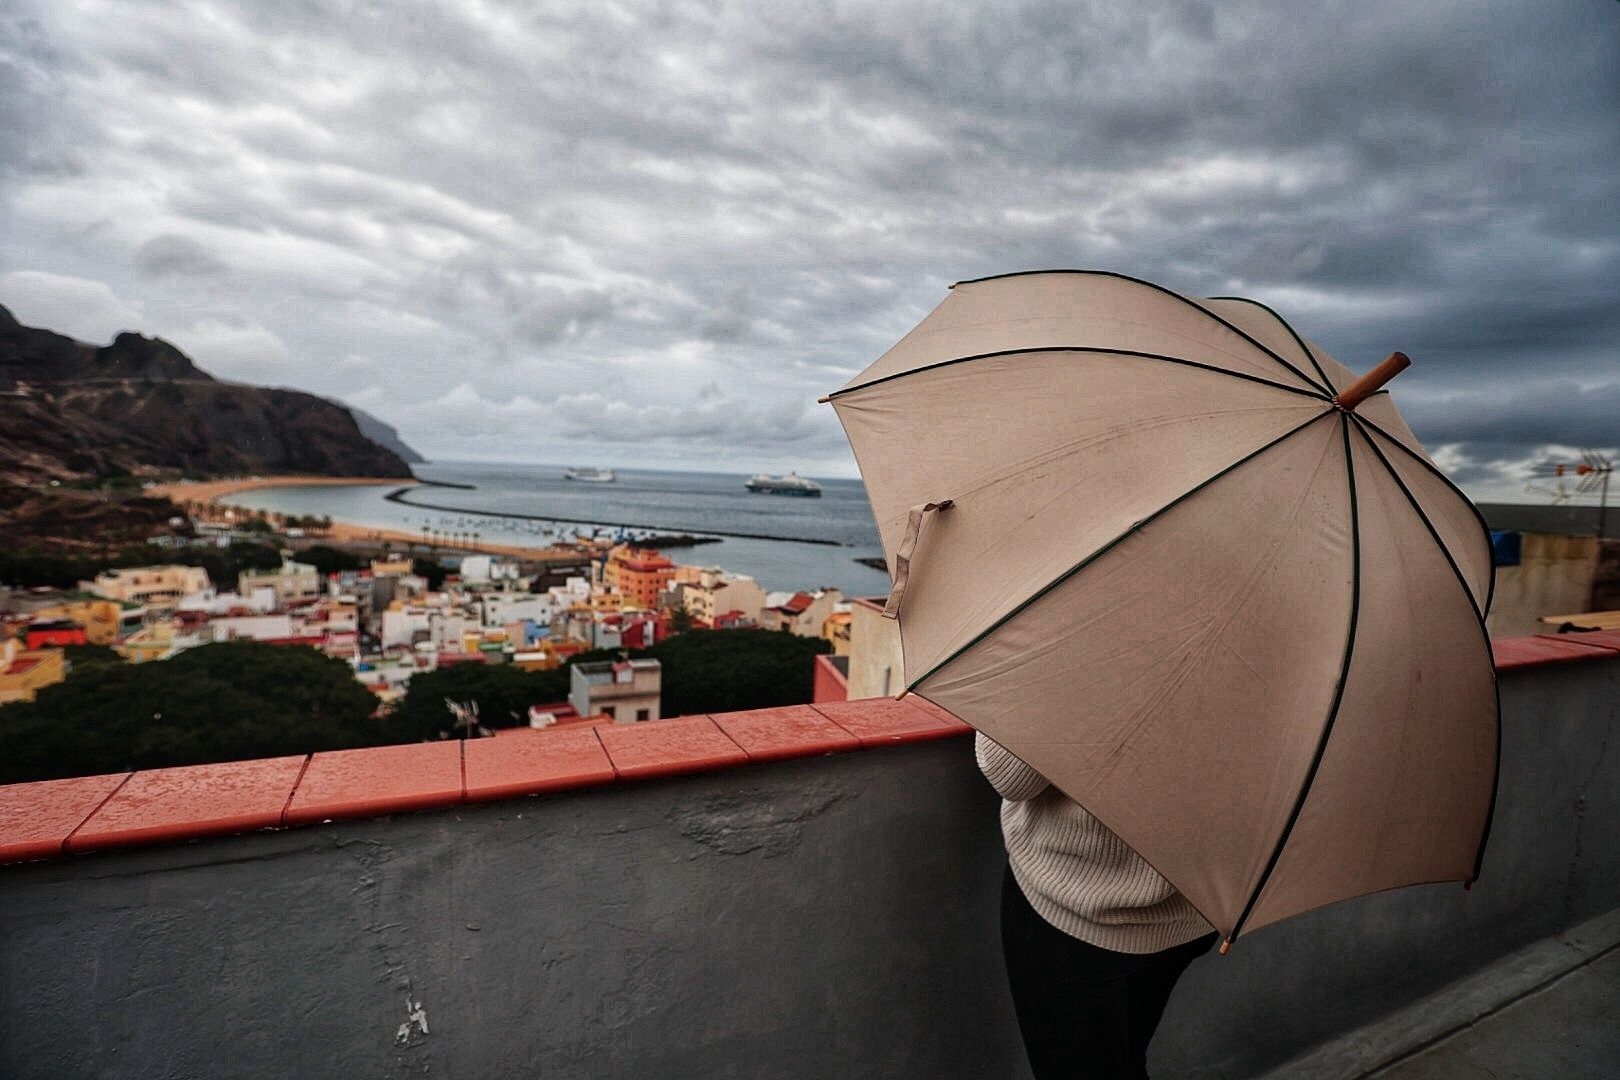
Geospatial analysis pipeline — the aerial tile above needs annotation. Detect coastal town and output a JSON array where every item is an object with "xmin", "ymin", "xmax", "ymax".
[{"xmin": 0, "ymin": 484, "xmax": 899, "ymax": 725}]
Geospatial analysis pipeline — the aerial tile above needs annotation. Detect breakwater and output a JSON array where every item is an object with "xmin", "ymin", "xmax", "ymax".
[{"xmin": 384, "ymin": 487, "xmax": 844, "ymax": 546}]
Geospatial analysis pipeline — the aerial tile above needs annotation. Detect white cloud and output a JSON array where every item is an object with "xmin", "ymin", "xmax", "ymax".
[
  {"xmin": 0, "ymin": 270, "xmax": 143, "ymax": 343},
  {"xmin": 0, "ymin": 0, "xmax": 1615, "ymax": 483}
]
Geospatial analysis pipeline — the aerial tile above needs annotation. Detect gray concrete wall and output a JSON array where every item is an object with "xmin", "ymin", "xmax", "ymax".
[{"xmin": 1, "ymin": 657, "xmax": 1617, "ymax": 1079}]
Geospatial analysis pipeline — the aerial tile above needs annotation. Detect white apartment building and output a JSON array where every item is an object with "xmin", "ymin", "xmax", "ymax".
[
  {"xmin": 88, "ymin": 565, "xmax": 213, "ymax": 610},
  {"xmin": 568, "ymin": 659, "xmax": 662, "ymax": 723},
  {"xmin": 239, "ymin": 560, "xmax": 321, "ymax": 608},
  {"xmin": 480, "ymin": 591, "xmax": 561, "ymax": 629},
  {"xmin": 681, "ymin": 569, "xmax": 766, "ymax": 627}
]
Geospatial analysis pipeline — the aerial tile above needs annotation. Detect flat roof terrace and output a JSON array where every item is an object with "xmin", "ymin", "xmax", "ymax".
[{"xmin": 1, "ymin": 632, "xmax": 1617, "ymax": 1078}]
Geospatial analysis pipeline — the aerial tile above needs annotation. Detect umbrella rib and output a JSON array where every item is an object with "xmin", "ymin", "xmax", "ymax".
[
  {"xmin": 1349, "ymin": 417, "xmax": 1501, "ymax": 887},
  {"xmin": 1204, "ymin": 295, "xmax": 1337, "ymax": 394},
  {"xmin": 1351, "ymin": 413, "xmax": 1497, "ymax": 618},
  {"xmin": 1227, "ymin": 413, "xmax": 1362, "ymax": 947},
  {"xmin": 948, "ymin": 269, "xmax": 1335, "ymax": 396},
  {"xmin": 903, "ymin": 407, "xmax": 1336, "ymax": 696},
  {"xmin": 827, "ymin": 346, "xmax": 1332, "ymax": 402}
]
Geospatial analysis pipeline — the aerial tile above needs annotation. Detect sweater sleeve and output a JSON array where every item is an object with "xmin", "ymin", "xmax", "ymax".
[{"xmin": 975, "ymin": 732, "xmax": 1050, "ymax": 801}]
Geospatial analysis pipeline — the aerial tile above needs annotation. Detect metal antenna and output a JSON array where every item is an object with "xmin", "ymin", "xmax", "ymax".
[{"xmin": 1535, "ymin": 452, "xmax": 1614, "ymax": 537}]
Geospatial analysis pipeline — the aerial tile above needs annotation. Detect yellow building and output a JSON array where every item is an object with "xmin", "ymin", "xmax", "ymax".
[
  {"xmin": 0, "ymin": 639, "xmax": 66, "ymax": 704},
  {"xmin": 822, "ymin": 610, "xmax": 852, "ymax": 656},
  {"xmin": 371, "ymin": 556, "xmax": 414, "ymax": 577},
  {"xmin": 28, "ymin": 596, "xmax": 142, "ymax": 645},
  {"xmin": 89, "ymin": 565, "xmax": 212, "ymax": 610},
  {"xmin": 116, "ymin": 622, "xmax": 183, "ymax": 664},
  {"xmin": 511, "ymin": 637, "xmax": 591, "ymax": 671}
]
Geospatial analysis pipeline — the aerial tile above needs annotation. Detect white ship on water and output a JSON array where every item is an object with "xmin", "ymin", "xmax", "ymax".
[
  {"xmin": 564, "ymin": 466, "xmax": 617, "ymax": 483},
  {"xmin": 745, "ymin": 471, "xmax": 822, "ymax": 497}
]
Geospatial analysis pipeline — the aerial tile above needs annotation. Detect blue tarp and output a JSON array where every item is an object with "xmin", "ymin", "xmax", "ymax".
[{"xmin": 1490, "ymin": 530, "xmax": 1522, "ymax": 567}]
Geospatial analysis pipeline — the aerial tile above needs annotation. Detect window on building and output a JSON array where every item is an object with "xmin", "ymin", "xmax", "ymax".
[
  {"xmin": 602, "ymin": 705, "xmax": 616, "ymax": 719},
  {"xmin": 636, "ymin": 708, "xmax": 650, "ymax": 722}
]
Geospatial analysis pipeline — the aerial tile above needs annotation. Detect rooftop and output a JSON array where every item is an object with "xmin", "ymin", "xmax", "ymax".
[{"xmin": 1, "ymin": 631, "xmax": 1617, "ymax": 1077}]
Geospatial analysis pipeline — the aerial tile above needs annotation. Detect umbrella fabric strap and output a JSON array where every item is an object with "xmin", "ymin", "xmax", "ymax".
[{"xmin": 883, "ymin": 499, "xmax": 954, "ymax": 620}]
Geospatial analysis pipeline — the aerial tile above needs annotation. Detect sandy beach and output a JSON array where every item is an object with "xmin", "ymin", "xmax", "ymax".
[
  {"xmin": 149, "ymin": 475, "xmax": 417, "ymax": 503},
  {"xmin": 155, "ymin": 474, "xmax": 582, "ymax": 561}
]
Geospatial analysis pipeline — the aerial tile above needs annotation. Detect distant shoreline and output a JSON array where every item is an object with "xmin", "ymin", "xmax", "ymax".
[{"xmin": 152, "ymin": 474, "xmax": 581, "ymax": 560}]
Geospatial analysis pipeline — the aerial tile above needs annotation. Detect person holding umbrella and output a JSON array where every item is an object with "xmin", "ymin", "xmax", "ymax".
[
  {"xmin": 979, "ymin": 731, "xmax": 1217, "ymax": 1077},
  {"xmin": 824, "ymin": 270, "xmax": 1497, "ymax": 1078}
]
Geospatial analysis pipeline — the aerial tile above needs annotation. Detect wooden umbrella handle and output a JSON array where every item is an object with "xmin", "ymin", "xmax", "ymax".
[{"xmin": 1334, "ymin": 352, "xmax": 1410, "ymax": 412}]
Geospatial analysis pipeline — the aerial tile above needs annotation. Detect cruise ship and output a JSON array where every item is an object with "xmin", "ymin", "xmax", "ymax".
[
  {"xmin": 564, "ymin": 466, "xmax": 616, "ymax": 483},
  {"xmin": 745, "ymin": 471, "xmax": 822, "ymax": 497}
]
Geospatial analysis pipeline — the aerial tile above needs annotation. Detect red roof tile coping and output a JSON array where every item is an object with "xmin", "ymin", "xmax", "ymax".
[
  {"xmin": 0, "ymin": 772, "xmax": 129, "ymax": 863},
  {"xmin": 810, "ymin": 697, "xmax": 960, "ymax": 746},
  {"xmin": 465, "ymin": 726, "xmax": 616, "ymax": 802},
  {"xmin": 0, "ymin": 636, "xmax": 1612, "ymax": 866},
  {"xmin": 1536, "ymin": 630, "xmax": 1620, "ymax": 654},
  {"xmin": 595, "ymin": 715, "xmax": 748, "ymax": 780},
  {"xmin": 67, "ymin": 756, "xmax": 306, "ymax": 853},
  {"xmin": 709, "ymin": 704, "xmax": 861, "ymax": 763},
  {"xmin": 1492, "ymin": 634, "xmax": 1618, "ymax": 670},
  {"xmin": 284, "ymin": 740, "xmax": 464, "ymax": 827}
]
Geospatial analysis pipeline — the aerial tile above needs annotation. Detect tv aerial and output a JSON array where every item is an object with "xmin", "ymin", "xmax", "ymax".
[{"xmin": 1531, "ymin": 450, "xmax": 1613, "ymax": 536}]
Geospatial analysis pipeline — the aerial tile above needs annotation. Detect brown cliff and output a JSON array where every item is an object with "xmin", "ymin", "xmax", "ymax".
[{"xmin": 0, "ymin": 304, "xmax": 415, "ymax": 484}]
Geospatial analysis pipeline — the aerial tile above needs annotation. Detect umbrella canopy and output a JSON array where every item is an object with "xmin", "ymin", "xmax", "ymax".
[{"xmin": 825, "ymin": 270, "xmax": 1497, "ymax": 947}]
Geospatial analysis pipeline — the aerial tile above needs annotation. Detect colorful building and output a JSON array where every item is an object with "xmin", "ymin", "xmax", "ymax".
[
  {"xmin": 0, "ymin": 639, "xmax": 66, "ymax": 703},
  {"xmin": 89, "ymin": 565, "xmax": 212, "ymax": 611},
  {"xmin": 23, "ymin": 596, "xmax": 142, "ymax": 645},
  {"xmin": 602, "ymin": 546, "xmax": 676, "ymax": 610}
]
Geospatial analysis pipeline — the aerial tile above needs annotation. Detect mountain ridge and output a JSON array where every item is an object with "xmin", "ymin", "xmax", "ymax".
[{"xmin": 0, "ymin": 303, "xmax": 419, "ymax": 484}]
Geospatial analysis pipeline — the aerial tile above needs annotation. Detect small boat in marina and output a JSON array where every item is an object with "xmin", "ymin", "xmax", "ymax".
[
  {"xmin": 564, "ymin": 466, "xmax": 617, "ymax": 483},
  {"xmin": 745, "ymin": 471, "xmax": 822, "ymax": 497}
]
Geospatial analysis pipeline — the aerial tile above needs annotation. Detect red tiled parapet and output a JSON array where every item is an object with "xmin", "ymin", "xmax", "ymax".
[
  {"xmin": 595, "ymin": 715, "xmax": 748, "ymax": 780},
  {"xmin": 464, "ymin": 726, "xmax": 616, "ymax": 802},
  {"xmin": 1492, "ymin": 635, "xmax": 1619, "ymax": 670},
  {"xmin": 284, "ymin": 740, "xmax": 463, "ymax": 827},
  {"xmin": 709, "ymin": 704, "xmax": 862, "ymax": 763},
  {"xmin": 67, "ymin": 755, "xmax": 306, "ymax": 854},
  {"xmin": 1, "ymin": 639, "xmax": 1616, "ymax": 867},
  {"xmin": 810, "ymin": 697, "xmax": 963, "ymax": 747},
  {"xmin": 1537, "ymin": 630, "xmax": 1620, "ymax": 654},
  {"xmin": 0, "ymin": 772, "xmax": 129, "ymax": 863}
]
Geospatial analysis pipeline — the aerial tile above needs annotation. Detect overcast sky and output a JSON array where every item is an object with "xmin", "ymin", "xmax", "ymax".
[{"xmin": 2, "ymin": 1, "xmax": 1616, "ymax": 501}]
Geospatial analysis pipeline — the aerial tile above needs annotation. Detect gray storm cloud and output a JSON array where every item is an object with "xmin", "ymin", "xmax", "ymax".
[{"xmin": 0, "ymin": 0, "xmax": 1615, "ymax": 496}]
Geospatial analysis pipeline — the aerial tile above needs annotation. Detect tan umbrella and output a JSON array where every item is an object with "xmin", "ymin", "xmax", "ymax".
[{"xmin": 823, "ymin": 270, "xmax": 1497, "ymax": 949}]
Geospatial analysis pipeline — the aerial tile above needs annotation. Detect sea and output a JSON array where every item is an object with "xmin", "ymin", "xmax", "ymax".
[{"xmin": 220, "ymin": 461, "xmax": 893, "ymax": 597}]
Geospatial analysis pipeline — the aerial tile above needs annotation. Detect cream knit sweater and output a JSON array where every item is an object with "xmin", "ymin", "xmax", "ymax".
[{"xmin": 977, "ymin": 732, "xmax": 1213, "ymax": 954}]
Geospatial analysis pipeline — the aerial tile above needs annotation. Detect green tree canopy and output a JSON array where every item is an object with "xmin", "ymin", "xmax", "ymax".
[
  {"xmin": 298, "ymin": 544, "xmax": 364, "ymax": 576},
  {"xmin": 388, "ymin": 662, "xmax": 571, "ymax": 741},
  {"xmin": 0, "ymin": 642, "xmax": 388, "ymax": 784}
]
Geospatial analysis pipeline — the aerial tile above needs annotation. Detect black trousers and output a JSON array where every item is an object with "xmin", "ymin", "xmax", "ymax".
[{"xmin": 1000, "ymin": 865, "xmax": 1217, "ymax": 1080}]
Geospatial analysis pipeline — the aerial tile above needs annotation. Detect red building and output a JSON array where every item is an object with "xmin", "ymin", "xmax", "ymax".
[{"xmin": 24, "ymin": 620, "xmax": 88, "ymax": 650}]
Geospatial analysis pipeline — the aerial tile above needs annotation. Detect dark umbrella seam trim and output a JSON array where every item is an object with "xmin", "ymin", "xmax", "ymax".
[
  {"xmin": 1350, "ymin": 417, "xmax": 1502, "ymax": 886},
  {"xmin": 903, "ymin": 407, "xmax": 1337, "ymax": 696},
  {"xmin": 1227, "ymin": 412, "xmax": 1362, "ymax": 946},
  {"xmin": 1204, "ymin": 294, "xmax": 1337, "ymax": 394},
  {"xmin": 827, "ymin": 346, "xmax": 1331, "ymax": 403},
  {"xmin": 1350, "ymin": 413, "xmax": 1496, "ymax": 619},
  {"xmin": 946, "ymin": 269, "xmax": 1334, "ymax": 396}
]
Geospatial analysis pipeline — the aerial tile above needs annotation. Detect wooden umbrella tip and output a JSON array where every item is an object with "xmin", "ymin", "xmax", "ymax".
[
  {"xmin": 1334, "ymin": 351, "xmax": 1412, "ymax": 413},
  {"xmin": 1219, "ymin": 939, "xmax": 1232, "ymax": 956}
]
